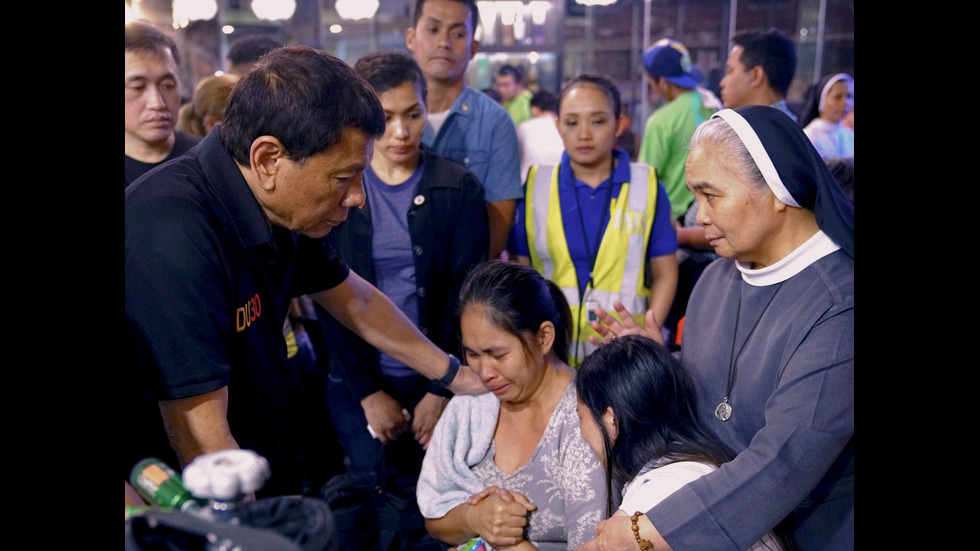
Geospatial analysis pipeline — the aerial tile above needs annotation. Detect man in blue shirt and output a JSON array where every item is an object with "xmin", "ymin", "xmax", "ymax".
[
  {"xmin": 720, "ymin": 28, "xmax": 798, "ymax": 121},
  {"xmin": 406, "ymin": 0, "xmax": 522, "ymax": 259}
]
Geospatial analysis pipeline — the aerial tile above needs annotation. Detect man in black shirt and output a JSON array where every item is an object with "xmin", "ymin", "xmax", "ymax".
[
  {"xmin": 125, "ymin": 46, "xmax": 485, "ymax": 498},
  {"xmin": 125, "ymin": 20, "xmax": 200, "ymax": 187}
]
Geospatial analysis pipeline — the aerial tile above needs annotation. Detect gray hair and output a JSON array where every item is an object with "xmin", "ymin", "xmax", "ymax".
[{"xmin": 689, "ymin": 116, "xmax": 767, "ymax": 194}]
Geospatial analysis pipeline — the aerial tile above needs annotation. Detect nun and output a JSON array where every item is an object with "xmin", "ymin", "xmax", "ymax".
[
  {"xmin": 798, "ymin": 73, "xmax": 855, "ymax": 160},
  {"xmin": 580, "ymin": 105, "xmax": 853, "ymax": 551}
]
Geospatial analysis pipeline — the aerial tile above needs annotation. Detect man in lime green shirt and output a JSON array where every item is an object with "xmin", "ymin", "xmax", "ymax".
[
  {"xmin": 496, "ymin": 64, "xmax": 533, "ymax": 127},
  {"xmin": 637, "ymin": 38, "xmax": 723, "ymax": 345},
  {"xmin": 637, "ymin": 39, "xmax": 721, "ymax": 221}
]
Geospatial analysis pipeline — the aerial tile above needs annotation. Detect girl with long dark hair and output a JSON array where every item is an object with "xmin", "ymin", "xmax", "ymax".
[{"xmin": 576, "ymin": 335, "xmax": 784, "ymax": 550}]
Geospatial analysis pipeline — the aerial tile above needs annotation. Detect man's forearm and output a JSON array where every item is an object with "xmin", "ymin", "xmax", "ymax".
[
  {"xmin": 313, "ymin": 272, "xmax": 448, "ymax": 380},
  {"xmin": 158, "ymin": 387, "xmax": 239, "ymax": 468},
  {"xmin": 487, "ymin": 199, "xmax": 516, "ymax": 260}
]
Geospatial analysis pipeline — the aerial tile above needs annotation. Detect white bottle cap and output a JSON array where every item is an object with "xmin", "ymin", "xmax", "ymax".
[{"xmin": 183, "ymin": 449, "xmax": 271, "ymax": 501}]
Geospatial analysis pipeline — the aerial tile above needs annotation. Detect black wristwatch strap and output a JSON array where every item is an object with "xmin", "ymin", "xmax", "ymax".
[{"xmin": 430, "ymin": 354, "xmax": 461, "ymax": 394}]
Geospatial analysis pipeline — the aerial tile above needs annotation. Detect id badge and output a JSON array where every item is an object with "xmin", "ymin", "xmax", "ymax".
[{"xmin": 585, "ymin": 299, "xmax": 599, "ymax": 322}]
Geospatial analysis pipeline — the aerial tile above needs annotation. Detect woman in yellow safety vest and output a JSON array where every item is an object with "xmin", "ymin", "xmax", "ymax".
[{"xmin": 508, "ymin": 73, "xmax": 678, "ymax": 367}]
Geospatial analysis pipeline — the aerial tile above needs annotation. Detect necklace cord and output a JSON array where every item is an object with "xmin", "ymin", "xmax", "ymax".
[{"xmin": 723, "ymin": 282, "xmax": 784, "ymax": 404}]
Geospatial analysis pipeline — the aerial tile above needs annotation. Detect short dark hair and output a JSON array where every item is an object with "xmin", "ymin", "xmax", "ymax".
[
  {"xmin": 354, "ymin": 50, "xmax": 427, "ymax": 100},
  {"xmin": 481, "ymin": 87, "xmax": 502, "ymax": 103},
  {"xmin": 125, "ymin": 20, "xmax": 180, "ymax": 66},
  {"xmin": 731, "ymin": 28, "xmax": 797, "ymax": 96},
  {"xmin": 412, "ymin": 0, "xmax": 479, "ymax": 37},
  {"xmin": 457, "ymin": 260, "xmax": 572, "ymax": 366},
  {"xmin": 219, "ymin": 46, "xmax": 385, "ymax": 166},
  {"xmin": 497, "ymin": 64, "xmax": 524, "ymax": 84},
  {"xmin": 529, "ymin": 89, "xmax": 558, "ymax": 114},
  {"xmin": 226, "ymin": 33, "xmax": 283, "ymax": 66},
  {"xmin": 559, "ymin": 73, "xmax": 621, "ymax": 121}
]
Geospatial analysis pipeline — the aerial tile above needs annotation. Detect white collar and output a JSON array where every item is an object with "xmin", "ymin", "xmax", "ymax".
[{"xmin": 736, "ymin": 230, "xmax": 840, "ymax": 286}]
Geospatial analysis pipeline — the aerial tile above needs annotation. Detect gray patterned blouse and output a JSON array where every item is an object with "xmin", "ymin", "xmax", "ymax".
[{"xmin": 469, "ymin": 383, "xmax": 607, "ymax": 550}]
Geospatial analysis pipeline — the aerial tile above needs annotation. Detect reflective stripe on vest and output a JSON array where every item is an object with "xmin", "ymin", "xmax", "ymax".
[{"xmin": 525, "ymin": 163, "xmax": 657, "ymax": 366}]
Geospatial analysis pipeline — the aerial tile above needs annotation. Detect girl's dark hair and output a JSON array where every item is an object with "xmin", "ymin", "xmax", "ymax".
[
  {"xmin": 558, "ymin": 72, "xmax": 621, "ymax": 120},
  {"xmin": 457, "ymin": 260, "xmax": 572, "ymax": 364},
  {"xmin": 576, "ymin": 334, "xmax": 736, "ymax": 517},
  {"xmin": 219, "ymin": 45, "xmax": 386, "ymax": 166},
  {"xmin": 354, "ymin": 49, "xmax": 427, "ymax": 100}
]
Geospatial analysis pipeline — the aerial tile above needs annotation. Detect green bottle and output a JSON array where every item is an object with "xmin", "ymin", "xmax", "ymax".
[{"xmin": 129, "ymin": 458, "xmax": 204, "ymax": 512}]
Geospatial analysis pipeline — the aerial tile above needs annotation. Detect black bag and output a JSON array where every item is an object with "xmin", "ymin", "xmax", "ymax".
[
  {"xmin": 319, "ymin": 454, "xmax": 443, "ymax": 551},
  {"xmin": 125, "ymin": 495, "xmax": 336, "ymax": 551}
]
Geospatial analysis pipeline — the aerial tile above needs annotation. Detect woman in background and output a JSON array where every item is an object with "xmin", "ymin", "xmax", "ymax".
[
  {"xmin": 176, "ymin": 73, "xmax": 240, "ymax": 138},
  {"xmin": 508, "ymin": 73, "xmax": 678, "ymax": 366},
  {"xmin": 797, "ymin": 73, "xmax": 854, "ymax": 160}
]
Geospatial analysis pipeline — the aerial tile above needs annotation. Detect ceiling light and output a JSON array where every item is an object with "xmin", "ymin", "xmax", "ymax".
[
  {"xmin": 252, "ymin": 0, "xmax": 297, "ymax": 21},
  {"xmin": 335, "ymin": 0, "xmax": 379, "ymax": 20}
]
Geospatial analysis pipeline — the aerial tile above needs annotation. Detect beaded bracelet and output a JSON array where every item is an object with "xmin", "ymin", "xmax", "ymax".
[{"xmin": 630, "ymin": 511, "xmax": 654, "ymax": 551}]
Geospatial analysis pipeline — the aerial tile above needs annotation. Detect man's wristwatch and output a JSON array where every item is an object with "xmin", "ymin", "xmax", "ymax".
[{"xmin": 429, "ymin": 354, "xmax": 461, "ymax": 396}]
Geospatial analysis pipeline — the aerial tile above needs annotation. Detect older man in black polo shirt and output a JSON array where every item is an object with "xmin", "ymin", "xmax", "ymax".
[{"xmin": 124, "ymin": 46, "xmax": 484, "ymax": 498}]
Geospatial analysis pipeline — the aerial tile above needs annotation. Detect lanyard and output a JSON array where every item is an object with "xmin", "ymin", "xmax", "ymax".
[
  {"xmin": 569, "ymin": 161, "xmax": 617, "ymax": 365},
  {"xmin": 572, "ymin": 163, "xmax": 616, "ymax": 293}
]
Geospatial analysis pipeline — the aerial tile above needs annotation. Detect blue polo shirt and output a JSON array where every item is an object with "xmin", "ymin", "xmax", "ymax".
[
  {"xmin": 423, "ymin": 85, "xmax": 523, "ymax": 203},
  {"xmin": 124, "ymin": 131, "xmax": 350, "ymax": 495},
  {"xmin": 508, "ymin": 149, "xmax": 678, "ymax": 297}
]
